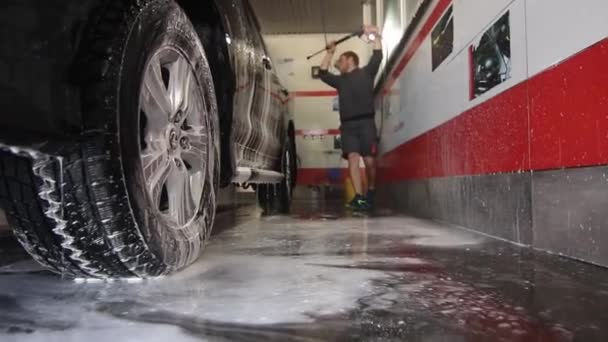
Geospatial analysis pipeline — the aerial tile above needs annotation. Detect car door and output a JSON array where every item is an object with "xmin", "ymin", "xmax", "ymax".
[
  {"xmin": 241, "ymin": 1, "xmax": 283, "ymax": 171},
  {"xmin": 214, "ymin": 0, "xmax": 258, "ymax": 170},
  {"xmin": 214, "ymin": 0, "xmax": 283, "ymax": 172}
]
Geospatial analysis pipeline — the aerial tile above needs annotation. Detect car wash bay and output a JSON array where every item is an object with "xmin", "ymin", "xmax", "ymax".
[{"xmin": 3, "ymin": 0, "xmax": 608, "ymax": 341}]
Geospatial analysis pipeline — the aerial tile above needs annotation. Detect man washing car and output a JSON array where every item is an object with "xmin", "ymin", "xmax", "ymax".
[{"xmin": 318, "ymin": 25, "xmax": 383, "ymax": 211}]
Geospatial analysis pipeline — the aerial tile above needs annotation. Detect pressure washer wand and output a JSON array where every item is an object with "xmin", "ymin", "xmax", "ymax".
[{"xmin": 306, "ymin": 29, "xmax": 364, "ymax": 60}]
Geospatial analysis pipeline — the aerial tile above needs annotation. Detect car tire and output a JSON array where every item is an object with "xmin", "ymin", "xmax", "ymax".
[
  {"xmin": 0, "ymin": 0, "xmax": 219, "ymax": 278},
  {"xmin": 256, "ymin": 137, "xmax": 295, "ymax": 215}
]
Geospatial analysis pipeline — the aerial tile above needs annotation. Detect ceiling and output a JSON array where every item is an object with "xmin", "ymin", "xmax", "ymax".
[{"xmin": 249, "ymin": 0, "xmax": 365, "ymax": 34}]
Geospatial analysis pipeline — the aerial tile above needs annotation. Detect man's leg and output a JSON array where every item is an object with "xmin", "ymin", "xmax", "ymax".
[
  {"xmin": 341, "ymin": 123, "xmax": 363, "ymax": 196},
  {"xmin": 346, "ymin": 152, "xmax": 369, "ymax": 210},
  {"xmin": 361, "ymin": 119, "xmax": 378, "ymax": 208},
  {"xmin": 363, "ymin": 156, "xmax": 376, "ymax": 209},
  {"xmin": 342, "ymin": 123, "xmax": 369, "ymax": 210},
  {"xmin": 348, "ymin": 152, "xmax": 363, "ymax": 195},
  {"xmin": 362, "ymin": 156, "xmax": 376, "ymax": 191}
]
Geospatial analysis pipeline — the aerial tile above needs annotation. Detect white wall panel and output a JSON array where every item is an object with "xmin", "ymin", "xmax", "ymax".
[
  {"xmin": 525, "ymin": 0, "xmax": 608, "ymax": 76},
  {"xmin": 452, "ymin": 0, "xmax": 514, "ymax": 52},
  {"xmin": 292, "ymin": 97, "xmax": 340, "ymax": 130}
]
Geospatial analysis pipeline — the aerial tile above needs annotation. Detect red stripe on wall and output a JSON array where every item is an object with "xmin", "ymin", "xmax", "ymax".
[
  {"xmin": 297, "ymin": 168, "xmax": 368, "ymax": 185},
  {"xmin": 295, "ymin": 129, "xmax": 341, "ymax": 136},
  {"xmin": 292, "ymin": 90, "xmax": 338, "ymax": 97},
  {"xmin": 297, "ymin": 168, "xmax": 348, "ymax": 185},
  {"xmin": 379, "ymin": 38, "xmax": 608, "ymax": 182}
]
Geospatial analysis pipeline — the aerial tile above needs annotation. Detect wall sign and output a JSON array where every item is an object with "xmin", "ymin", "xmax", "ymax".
[
  {"xmin": 332, "ymin": 96, "xmax": 340, "ymax": 112},
  {"xmin": 431, "ymin": 5, "xmax": 454, "ymax": 71},
  {"xmin": 311, "ymin": 66, "xmax": 321, "ymax": 79},
  {"xmin": 470, "ymin": 11, "xmax": 512, "ymax": 99}
]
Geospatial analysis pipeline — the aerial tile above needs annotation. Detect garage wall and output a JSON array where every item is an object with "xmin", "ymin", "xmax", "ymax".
[
  {"xmin": 264, "ymin": 34, "xmax": 373, "ymax": 185},
  {"xmin": 376, "ymin": 0, "xmax": 608, "ymax": 266}
]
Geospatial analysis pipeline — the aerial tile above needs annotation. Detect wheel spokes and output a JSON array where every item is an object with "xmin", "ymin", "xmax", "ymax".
[
  {"xmin": 184, "ymin": 124, "xmax": 208, "ymax": 143},
  {"xmin": 143, "ymin": 150, "xmax": 173, "ymax": 208},
  {"xmin": 166, "ymin": 166, "xmax": 202, "ymax": 227},
  {"xmin": 168, "ymin": 56, "xmax": 191, "ymax": 118},
  {"xmin": 141, "ymin": 55, "xmax": 172, "ymax": 132}
]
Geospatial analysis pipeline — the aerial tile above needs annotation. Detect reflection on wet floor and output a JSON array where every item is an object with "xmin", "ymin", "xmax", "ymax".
[{"xmin": 1, "ymin": 200, "xmax": 608, "ymax": 341}]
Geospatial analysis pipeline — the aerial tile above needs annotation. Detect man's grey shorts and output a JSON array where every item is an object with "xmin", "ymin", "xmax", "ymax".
[{"xmin": 340, "ymin": 118, "xmax": 378, "ymax": 159}]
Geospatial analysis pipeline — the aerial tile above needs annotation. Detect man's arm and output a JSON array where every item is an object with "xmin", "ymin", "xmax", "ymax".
[
  {"xmin": 363, "ymin": 26, "xmax": 383, "ymax": 78},
  {"xmin": 365, "ymin": 50, "xmax": 383, "ymax": 78},
  {"xmin": 318, "ymin": 41, "xmax": 340, "ymax": 88}
]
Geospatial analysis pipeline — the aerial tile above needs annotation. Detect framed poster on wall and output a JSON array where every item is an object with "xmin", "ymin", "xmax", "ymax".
[
  {"xmin": 431, "ymin": 5, "xmax": 454, "ymax": 71},
  {"xmin": 311, "ymin": 66, "xmax": 321, "ymax": 79},
  {"xmin": 470, "ymin": 11, "xmax": 512, "ymax": 99}
]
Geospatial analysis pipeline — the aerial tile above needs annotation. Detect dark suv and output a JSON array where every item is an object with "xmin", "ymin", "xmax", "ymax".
[{"xmin": 0, "ymin": 0, "xmax": 296, "ymax": 278}]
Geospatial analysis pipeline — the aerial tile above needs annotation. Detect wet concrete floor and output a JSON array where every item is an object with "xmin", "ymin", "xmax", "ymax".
[{"xmin": 1, "ymin": 200, "xmax": 608, "ymax": 341}]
